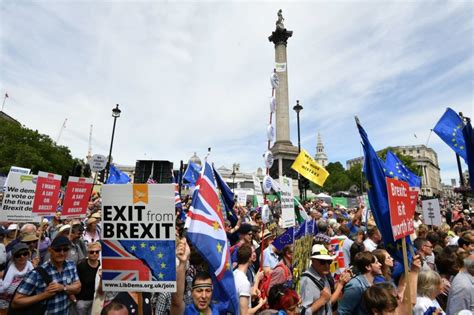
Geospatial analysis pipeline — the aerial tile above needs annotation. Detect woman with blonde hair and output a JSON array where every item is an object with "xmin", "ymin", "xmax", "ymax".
[
  {"xmin": 73, "ymin": 242, "xmax": 101, "ymax": 315},
  {"xmin": 414, "ymin": 270, "xmax": 445, "ymax": 315}
]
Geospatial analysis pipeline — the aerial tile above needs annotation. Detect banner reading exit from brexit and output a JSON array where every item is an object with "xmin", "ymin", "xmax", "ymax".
[
  {"xmin": 101, "ymin": 184, "xmax": 176, "ymax": 292},
  {"xmin": 291, "ymin": 149, "xmax": 330, "ymax": 186}
]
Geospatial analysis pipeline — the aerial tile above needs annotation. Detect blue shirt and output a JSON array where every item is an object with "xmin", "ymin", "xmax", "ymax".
[
  {"xmin": 338, "ymin": 274, "xmax": 369, "ymax": 315},
  {"xmin": 17, "ymin": 260, "xmax": 79, "ymax": 315},
  {"xmin": 263, "ymin": 245, "xmax": 279, "ymax": 269}
]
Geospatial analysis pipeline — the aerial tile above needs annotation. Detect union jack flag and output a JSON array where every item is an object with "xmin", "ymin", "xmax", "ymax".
[
  {"xmin": 185, "ymin": 162, "xmax": 239, "ymax": 313},
  {"xmin": 102, "ymin": 240, "xmax": 152, "ymax": 282}
]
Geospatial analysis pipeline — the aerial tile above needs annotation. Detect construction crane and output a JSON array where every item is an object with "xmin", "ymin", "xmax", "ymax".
[
  {"xmin": 86, "ymin": 124, "xmax": 93, "ymax": 161},
  {"xmin": 56, "ymin": 118, "xmax": 67, "ymax": 143}
]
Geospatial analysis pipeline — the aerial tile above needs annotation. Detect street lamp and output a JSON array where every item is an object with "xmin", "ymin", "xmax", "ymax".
[
  {"xmin": 293, "ymin": 100, "xmax": 303, "ymax": 201},
  {"xmin": 231, "ymin": 165, "xmax": 236, "ymax": 194},
  {"xmin": 106, "ymin": 104, "xmax": 121, "ymax": 182}
]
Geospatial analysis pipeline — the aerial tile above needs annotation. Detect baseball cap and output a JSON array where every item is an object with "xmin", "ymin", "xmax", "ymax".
[
  {"xmin": 12, "ymin": 243, "xmax": 29, "ymax": 256},
  {"xmin": 50, "ymin": 235, "xmax": 71, "ymax": 249}
]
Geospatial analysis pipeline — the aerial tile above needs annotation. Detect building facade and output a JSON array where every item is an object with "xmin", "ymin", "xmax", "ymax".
[{"xmin": 346, "ymin": 145, "xmax": 442, "ymax": 197}]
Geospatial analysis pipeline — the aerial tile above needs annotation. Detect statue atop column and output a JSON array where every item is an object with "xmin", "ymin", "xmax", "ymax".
[{"xmin": 276, "ymin": 9, "xmax": 285, "ymax": 30}]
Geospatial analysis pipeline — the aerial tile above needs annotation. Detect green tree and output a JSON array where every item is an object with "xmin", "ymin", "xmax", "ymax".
[{"xmin": 0, "ymin": 120, "xmax": 77, "ymax": 181}]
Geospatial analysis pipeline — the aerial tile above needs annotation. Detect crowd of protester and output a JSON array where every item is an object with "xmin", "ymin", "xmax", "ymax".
[{"xmin": 0, "ymin": 191, "xmax": 472, "ymax": 314}]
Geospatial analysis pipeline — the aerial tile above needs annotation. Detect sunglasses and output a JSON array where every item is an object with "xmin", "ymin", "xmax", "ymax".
[
  {"xmin": 52, "ymin": 247, "xmax": 70, "ymax": 253},
  {"xmin": 14, "ymin": 251, "xmax": 29, "ymax": 258},
  {"xmin": 316, "ymin": 260, "xmax": 332, "ymax": 265},
  {"xmin": 88, "ymin": 250, "xmax": 100, "ymax": 255}
]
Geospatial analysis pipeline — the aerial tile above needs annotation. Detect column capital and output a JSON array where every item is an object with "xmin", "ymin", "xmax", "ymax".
[{"xmin": 268, "ymin": 28, "xmax": 293, "ymax": 46}]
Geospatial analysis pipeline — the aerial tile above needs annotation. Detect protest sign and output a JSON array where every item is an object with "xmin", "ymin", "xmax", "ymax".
[
  {"xmin": 236, "ymin": 190, "xmax": 247, "ymax": 206},
  {"xmin": 101, "ymin": 184, "xmax": 176, "ymax": 292},
  {"xmin": 280, "ymin": 176, "xmax": 295, "ymax": 228},
  {"xmin": 291, "ymin": 149, "xmax": 329, "ymax": 186},
  {"xmin": 62, "ymin": 177, "xmax": 93, "ymax": 217},
  {"xmin": 386, "ymin": 177, "xmax": 414, "ymax": 241},
  {"xmin": 1, "ymin": 172, "xmax": 39, "ymax": 222},
  {"xmin": 90, "ymin": 154, "xmax": 107, "ymax": 172},
  {"xmin": 32, "ymin": 172, "xmax": 62, "ymax": 216},
  {"xmin": 3, "ymin": 166, "xmax": 30, "ymax": 192},
  {"xmin": 252, "ymin": 175, "xmax": 264, "ymax": 207},
  {"xmin": 422, "ymin": 199, "xmax": 441, "ymax": 226}
]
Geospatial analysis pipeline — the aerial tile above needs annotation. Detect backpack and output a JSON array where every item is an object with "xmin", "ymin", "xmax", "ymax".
[
  {"xmin": 300, "ymin": 272, "xmax": 335, "ymax": 314},
  {"xmin": 7, "ymin": 266, "xmax": 52, "ymax": 315},
  {"xmin": 259, "ymin": 262, "xmax": 291, "ymax": 298}
]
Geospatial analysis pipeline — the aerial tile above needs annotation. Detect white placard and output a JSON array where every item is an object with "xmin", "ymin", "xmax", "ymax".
[
  {"xmin": 1, "ymin": 172, "xmax": 39, "ymax": 222},
  {"xmin": 280, "ymin": 176, "xmax": 295, "ymax": 228},
  {"xmin": 236, "ymin": 191, "xmax": 247, "ymax": 206},
  {"xmin": 275, "ymin": 62, "xmax": 287, "ymax": 72},
  {"xmin": 101, "ymin": 184, "xmax": 176, "ymax": 292},
  {"xmin": 422, "ymin": 199, "xmax": 442, "ymax": 226},
  {"xmin": 90, "ymin": 154, "xmax": 107, "ymax": 172},
  {"xmin": 252, "ymin": 175, "xmax": 264, "ymax": 207}
]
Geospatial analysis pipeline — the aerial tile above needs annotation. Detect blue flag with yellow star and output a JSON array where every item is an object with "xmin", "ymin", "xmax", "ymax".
[
  {"xmin": 120, "ymin": 240, "xmax": 176, "ymax": 281},
  {"xmin": 384, "ymin": 150, "xmax": 421, "ymax": 188},
  {"xmin": 433, "ymin": 108, "xmax": 467, "ymax": 162},
  {"xmin": 357, "ymin": 118, "xmax": 412, "ymax": 276}
]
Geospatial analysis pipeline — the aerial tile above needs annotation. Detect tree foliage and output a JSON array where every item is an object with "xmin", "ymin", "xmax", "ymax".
[{"xmin": 0, "ymin": 120, "xmax": 77, "ymax": 181}]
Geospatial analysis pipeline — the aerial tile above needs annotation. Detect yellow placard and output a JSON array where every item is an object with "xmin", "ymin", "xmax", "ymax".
[
  {"xmin": 291, "ymin": 149, "xmax": 330, "ymax": 186},
  {"xmin": 133, "ymin": 184, "xmax": 148, "ymax": 204}
]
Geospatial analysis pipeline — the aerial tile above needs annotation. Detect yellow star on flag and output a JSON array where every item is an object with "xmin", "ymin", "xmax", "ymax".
[
  {"xmin": 159, "ymin": 273, "xmax": 164, "ymax": 279},
  {"xmin": 141, "ymin": 242, "xmax": 146, "ymax": 248},
  {"xmin": 213, "ymin": 221, "xmax": 220, "ymax": 231},
  {"xmin": 217, "ymin": 242, "xmax": 222, "ymax": 253},
  {"xmin": 460, "ymin": 146, "xmax": 464, "ymax": 150},
  {"xmin": 150, "ymin": 245, "xmax": 156, "ymax": 251},
  {"xmin": 226, "ymin": 262, "xmax": 231, "ymax": 270},
  {"xmin": 130, "ymin": 245, "xmax": 136, "ymax": 251},
  {"xmin": 157, "ymin": 252, "xmax": 164, "ymax": 259},
  {"xmin": 161, "ymin": 262, "xmax": 166, "ymax": 268}
]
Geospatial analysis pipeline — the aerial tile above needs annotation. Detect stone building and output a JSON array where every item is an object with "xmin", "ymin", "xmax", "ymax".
[
  {"xmin": 346, "ymin": 145, "xmax": 442, "ymax": 197},
  {"xmin": 314, "ymin": 132, "xmax": 328, "ymax": 167}
]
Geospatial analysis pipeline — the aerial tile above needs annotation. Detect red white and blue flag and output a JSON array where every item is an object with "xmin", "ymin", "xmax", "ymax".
[{"xmin": 185, "ymin": 162, "xmax": 239, "ymax": 313}]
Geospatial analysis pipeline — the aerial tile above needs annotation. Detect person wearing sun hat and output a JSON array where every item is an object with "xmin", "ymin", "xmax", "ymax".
[{"xmin": 300, "ymin": 245, "xmax": 351, "ymax": 315}]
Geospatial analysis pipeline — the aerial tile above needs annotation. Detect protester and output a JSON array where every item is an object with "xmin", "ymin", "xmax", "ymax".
[
  {"xmin": 11, "ymin": 235, "xmax": 81, "ymax": 315},
  {"xmin": 446, "ymin": 253, "xmax": 474, "ymax": 315},
  {"xmin": 74, "ymin": 242, "xmax": 101, "ymax": 315},
  {"xmin": 337, "ymin": 251, "xmax": 382, "ymax": 315},
  {"xmin": 362, "ymin": 282, "xmax": 400, "ymax": 315},
  {"xmin": 363, "ymin": 226, "xmax": 381, "ymax": 252},
  {"xmin": 300, "ymin": 244, "xmax": 351, "ymax": 315},
  {"xmin": 413, "ymin": 270, "xmax": 445, "ymax": 315},
  {"xmin": 267, "ymin": 245, "xmax": 293, "ymax": 292},
  {"xmin": 83, "ymin": 218, "xmax": 100, "ymax": 245}
]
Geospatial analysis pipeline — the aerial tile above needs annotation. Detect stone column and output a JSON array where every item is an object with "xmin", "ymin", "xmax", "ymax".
[{"xmin": 269, "ymin": 28, "xmax": 293, "ymax": 146}]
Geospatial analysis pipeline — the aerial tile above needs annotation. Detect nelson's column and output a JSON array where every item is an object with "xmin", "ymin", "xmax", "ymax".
[{"xmin": 269, "ymin": 10, "xmax": 299, "ymax": 184}]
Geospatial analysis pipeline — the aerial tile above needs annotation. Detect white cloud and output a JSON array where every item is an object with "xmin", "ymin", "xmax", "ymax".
[{"xmin": 0, "ymin": 1, "xmax": 472, "ymax": 186}]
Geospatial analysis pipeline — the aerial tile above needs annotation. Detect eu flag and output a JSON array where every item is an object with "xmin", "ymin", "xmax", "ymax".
[
  {"xmin": 106, "ymin": 165, "xmax": 131, "ymax": 184},
  {"xmin": 384, "ymin": 150, "xmax": 421, "ymax": 188},
  {"xmin": 272, "ymin": 226, "xmax": 295, "ymax": 251},
  {"xmin": 183, "ymin": 162, "xmax": 202, "ymax": 186},
  {"xmin": 273, "ymin": 219, "xmax": 318, "ymax": 251},
  {"xmin": 213, "ymin": 167, "xmax": 238, "ymax": 225},
  {"xmin": 462, "ymin": 121, "xmax": 474, "ymax": 192},
  {"xmin": 433, "ymin": 108, "xmax": 467, "ymax": 162},
  {"xmin": 356, "ymin": 118, "xmax": 412, "ymax": 272}
]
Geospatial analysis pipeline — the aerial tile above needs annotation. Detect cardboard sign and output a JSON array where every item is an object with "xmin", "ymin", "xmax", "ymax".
[
  {"xmin": 280, "ymin": 176, "xmax": 295, "ymax": 228},
  {"xmin": 32, "ymin": 172, "xmax": 62, "ymax": 216},
  {"xmin": 386, "ymin": 177, "xmax": 414, "ymax": 241},
  {"xmin": 101, "ymin": 184, "xmax": 176, "ymax": 292},
  {"xmin": 1, "ymin": 172, "xmax": 39, "ymax": 222},
  {"xmin": 236, "ymin": 190, "xmax": 247, "ymax": 206},
  {"xmin": 422, "ymin": 199, "xmax": 442, "ymax": 226},
  {"xmin": 62, "ymin": 177, "xmax": 93, "ymax": 217}
]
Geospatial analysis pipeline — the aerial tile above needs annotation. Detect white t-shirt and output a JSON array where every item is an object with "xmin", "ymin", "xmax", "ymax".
[
  {"xmin": 233, "ymin": 269, "xmax": 251, "ymax": 308},
  {"xmin": 2, "ymin": 261, "xmax": 34, "ymax": 294},
  {"xmin": 413, "ymin": 296, "xmax": 445, "ymax": 315}
]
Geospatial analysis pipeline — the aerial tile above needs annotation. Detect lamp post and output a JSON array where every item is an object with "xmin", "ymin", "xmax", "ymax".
[
  {"xmin": 231, "ymin": 165, "xmax": 236, "ymax": 194},
  {"xmin": 293, "ymin": 100, "xmax": 303, "ymax": 201},
  {"xmin": 106, "ymin": 104, "xmax": 121, "ymax": 181}
]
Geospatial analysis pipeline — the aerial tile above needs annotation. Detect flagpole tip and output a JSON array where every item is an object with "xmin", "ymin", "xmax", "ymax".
[{"xmin": 354, "ymin": 116, "xmax": 360, "ymax": 125}]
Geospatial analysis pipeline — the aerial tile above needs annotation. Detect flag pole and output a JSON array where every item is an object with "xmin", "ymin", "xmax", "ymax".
[{"xmin": 1, "ymin": 93, "xmax": 7, "ymax": 112}]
